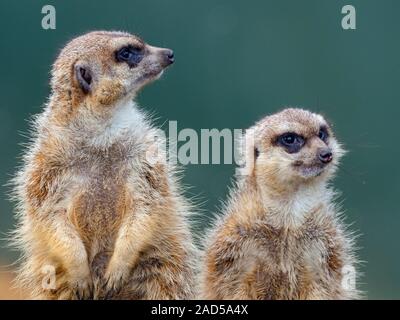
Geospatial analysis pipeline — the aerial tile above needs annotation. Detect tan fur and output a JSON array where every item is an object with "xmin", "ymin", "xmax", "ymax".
[
  {"xmin": 200, "ymin": 108, "xmax": 360, "ymax": 300},
  {"xmin": 11, "ymin": 31, "xmax": 197, "ymax": 300}
]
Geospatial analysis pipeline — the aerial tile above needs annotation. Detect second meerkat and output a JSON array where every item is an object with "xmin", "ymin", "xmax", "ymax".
[
  {"xmin": 200, "ymin": 108, "xmax": 360, "ymax": 300},
  {"xmin": 12, "ymin": 31, "xmax": 197, "ymax": 299}
]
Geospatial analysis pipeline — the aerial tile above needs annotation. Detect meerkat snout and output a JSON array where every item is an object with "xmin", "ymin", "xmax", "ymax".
[
  {"xmin": 318, "ymin": 147, "xmax": 333, "ymax": 164},
  {"xmin": 158, "ymin": 48, "xmax": 174, "ymax": 66}
]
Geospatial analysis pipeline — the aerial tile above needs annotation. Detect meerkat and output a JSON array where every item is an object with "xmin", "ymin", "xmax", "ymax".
[
  {"xmin": 200, "ymin": 108, "xmax": 360, "ymax": 300},
  {"xmin": 11, "ymin": 31, "xmax": 197, "ymax": 300}
]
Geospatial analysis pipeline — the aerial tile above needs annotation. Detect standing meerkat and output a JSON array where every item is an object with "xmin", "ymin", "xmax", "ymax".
[
  {"xmin": 11, "ymin": 31, "xmax": 197, "ymax": 299},
  {"xmin": 200, "ymin": 108, "xmax": 360, "ymax": 300}
]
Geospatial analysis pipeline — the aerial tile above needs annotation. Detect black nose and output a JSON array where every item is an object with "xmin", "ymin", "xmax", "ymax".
[
  {"xmin": 164, "ymin": 49, "xmax": 174, "ymax": 65},
  {"xmin": 318, "ymin": 149, "xmax": 333, "ymax": 164}
]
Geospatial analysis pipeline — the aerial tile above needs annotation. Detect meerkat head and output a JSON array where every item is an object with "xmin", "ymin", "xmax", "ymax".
[
  {"xmin": 50, "ymin": 31, "xmax": 174, "ymax": 111},
  {"xmin": 243, "ymin": 108, "xmax": 344, "ymax": 191}
]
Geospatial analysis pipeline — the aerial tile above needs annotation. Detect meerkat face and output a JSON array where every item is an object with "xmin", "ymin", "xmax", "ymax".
[
  {"xmin": 251, "ymin": 108, "xmax": 344, "ymax": 187},
  {"xmin": 110, "ymin": 35, "xmax": 174, "ymax": 94},
  {"xmin": 51, "ymin": 31, "xmax": 174, "ymax": 110}
]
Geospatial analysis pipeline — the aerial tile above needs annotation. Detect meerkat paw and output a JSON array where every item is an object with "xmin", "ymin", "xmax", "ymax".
[
  {"xmin": 67, "ymin": 265, "xmax": 93, "ymax": 300},
  {"xmin": 55, "ymin": 276, "xmax": 93, "ymax": 300},
  {"xmin": 103, "ymin": 260, "xmax": 130, "ymax": 299},
  {"xmin": 72, "ymin": 277, "xmax": 94, "ymax": 300}
]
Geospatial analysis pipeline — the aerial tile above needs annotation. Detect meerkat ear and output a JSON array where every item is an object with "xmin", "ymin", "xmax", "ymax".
[
  {"xmin": 244, "ymin": 128, "xmax": 256, "ymax": 176},
  {"xmin": 236, "ymin": 128, "xmax": 256, "ymax": 178},
  {"xmin": 74, "ymin": 63, "xmax": 93, "ymax": 94}
]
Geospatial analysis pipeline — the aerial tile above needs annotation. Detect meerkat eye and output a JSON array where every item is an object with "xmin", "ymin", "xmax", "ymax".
[
  {"xmin": 277, "ymin": 133, "xmax": 305, "ymax": 153},
  {"xmin": 116, "ymin": 45, "xmax": 144, "ymax": 66},
  {"xmin": 282, "ymin": 134, "xmax": 295, "ymax": 145},
  {"xmin": 254, "ymin": 147, "xmax": 260, "ymax": 159},
  {"xmin": 318, "ymin": 126, "xmax": 329, "ymax": 142},
  {"xmin": 118, "ymin": 48, "xmax": 132, "ymax": 60}
]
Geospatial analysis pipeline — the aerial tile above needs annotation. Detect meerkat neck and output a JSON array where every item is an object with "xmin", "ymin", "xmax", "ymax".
[
  {"xmin": 43, "ymin": 97, "xmax": 151, "ymax": 150},
  {"xmin": 238, "ymin": 178, "xmax": 333, "ymax": 229},
  {"xmin": 83, "ymin": 99, "xmax": 150, "ymax": 148},
  {"xmin": 262, "ymin": 180, "xmax": 333, "ymax": 228}
]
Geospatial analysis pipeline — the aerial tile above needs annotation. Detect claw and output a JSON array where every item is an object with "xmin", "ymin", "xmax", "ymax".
[
  {"xmin": 102, "ymin": 267, "xmax": 128, "ymax": 299},
  {"xmin": 71, "ymin": 277, "xmax": 94, "ymax": 300}
]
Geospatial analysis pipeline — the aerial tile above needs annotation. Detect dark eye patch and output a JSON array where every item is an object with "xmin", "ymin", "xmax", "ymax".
[
  {"xmin": 318, "ymin": 126, "xmax": 329, "ymax": 142},
  {"xmin": 276, "ymin": 132, "xmax": 305, "ymax": 153},
  {"xmin": 115, "ymin": 45, "xmax": 144, "ymax": 67}
]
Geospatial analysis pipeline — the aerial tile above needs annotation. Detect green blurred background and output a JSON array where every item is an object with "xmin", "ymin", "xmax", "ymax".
[{"xmin": 0, "ymin": 0, "xmax": 399, "ymax": 299}]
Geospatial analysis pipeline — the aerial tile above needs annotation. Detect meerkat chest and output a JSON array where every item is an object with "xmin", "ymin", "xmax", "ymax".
[
  {"xmin": 274, "ymin": 228, "xmax": 338, "ymax": 297},
  {"xmin": 67, "ymin": 149, "xmax": 136, "ymax": 236},
  {"xmin": 73, "ymin": 171, "xmax": 126, "ymax": 230},
  {"xmin": 253, "ymin": 222, "xmax": 334, "ymax": 298},
  {"xmin": 271, "ymin": 233, "xmax": 325, "ymax": 272}
]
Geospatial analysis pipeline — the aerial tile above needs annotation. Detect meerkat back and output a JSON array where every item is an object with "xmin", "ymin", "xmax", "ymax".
[
  {"xmin": 200, "ymin": 108, "xmax": 360, "ymax": 300},
  {"xmin": 11, "ymin": 31, "xmax": 197, "ymax": 300}
]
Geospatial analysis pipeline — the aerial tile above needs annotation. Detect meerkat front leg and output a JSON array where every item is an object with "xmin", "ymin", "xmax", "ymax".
[
  {"xmin": 104, "ymin": 205, "xmax": 158, "ymax": 294},
  {"xmin": 41, "ymin": 212, "xmax": 92, "ymax": 299}
]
